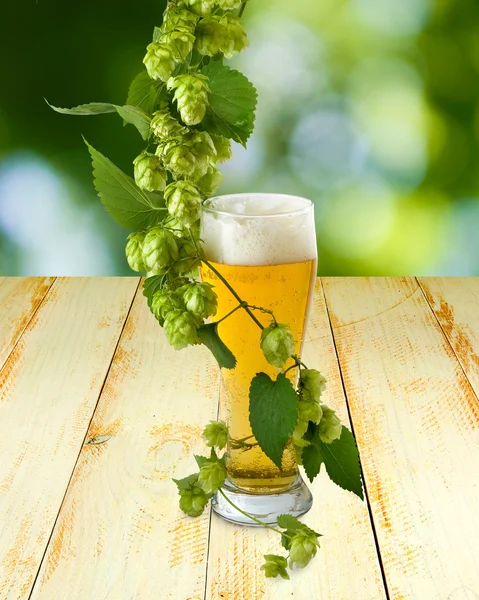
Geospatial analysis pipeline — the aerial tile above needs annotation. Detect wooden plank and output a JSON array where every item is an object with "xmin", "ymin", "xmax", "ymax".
[
  {"xmin": 30, "ymin": 285, "xmax": 220, "ymax": 600},
  {"xmin": 0, "ymin": 277, "xmax": 139, "ymax": 600},
  {"xmin": 204, "ymin": 280, "xmax": 387, "ymax": 600},
  {"xmin": 419, "ymin": 277, "xmax": 479, "ymax": 395},
  {"xmin": 322, "ymin": 277, "xmax": 479, "ymax": 599},
  {"xmin": 0, "ymin": 277, "xmax": 55, "ymax": 369}
]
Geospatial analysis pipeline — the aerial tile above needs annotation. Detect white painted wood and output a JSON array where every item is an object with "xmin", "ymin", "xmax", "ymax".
[
  {"xmin": 204, "ymin": 280, "xmax": 387, "ymax": 600},
  {"xmin": 30, "ymin": 283, "xmax": 220, "ymax": 600},
  {"xmin": 0, "ymin": 277, "xmax": 54, "ymax": 369},
  {"xmin": 322, "ymin": 277, "xmax": 479, "ymax": 600},
  {"xmin": 0, "ymin": 277, "xmax": 138, "ymax": 600}
]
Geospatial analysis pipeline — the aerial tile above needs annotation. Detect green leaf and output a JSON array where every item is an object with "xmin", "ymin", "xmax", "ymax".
[
  {"xmin": 194, "ymin": 455, "xmax": 210, "ymax": 469},
  {"xmin": 249, "ymin": 373, "xmax": 298, "ymax": 469},
  {"xmin": 173, "ymin": 473, "xmax": 198, "ymax": 491},
  {"xmin": 200, "ymin": 61, "xmax": 257, "ymax": 147},
  {"xmin": 303, "ymin": 425, "xmax": 364, "ymax": 500},
  {"xmin": 143, "ymin": 275, "xmax": 166, "ymax": 307},
  {"xmin": 114, "ymin": 105, "xmax": 151, "ymax": 140},
  {"xmin": 84, "ymin": 139, "xmax": 165, "ymax": 230},
  {"xmin": 277, "ymin": 514, "xmax": 306, "ymax": 532},
  {"xmin": 47, "ymin": 99, "xmax": 152, "ymax": 140},
  {"xmin": 198, "ymin": 323, "xmax": 237, "ymax": 369},
  {"xmin": 126, "ymin": 70, "xmax": 166, "ymax": 116}
]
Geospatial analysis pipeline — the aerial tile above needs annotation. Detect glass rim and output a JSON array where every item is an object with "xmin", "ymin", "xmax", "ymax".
[{"xmin": 202, "ymin": 193, "xmax": 313, "ymax": 219}]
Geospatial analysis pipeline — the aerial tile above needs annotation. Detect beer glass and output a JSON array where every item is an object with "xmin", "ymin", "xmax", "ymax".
[{"xmin": 200, "ymin": 193, "xmax": 317, "ymax": 525}]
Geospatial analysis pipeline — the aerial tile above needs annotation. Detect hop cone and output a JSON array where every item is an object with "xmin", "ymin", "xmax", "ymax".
[
  {"xmin": 293, "ymin": 400, "xmax": 323, "ymax": 443},
  {"xmin": 288, "ymin": 529, "xmax": 320, "ymax": 569},
  {"xmin": 125, "ymin": 232, "xmax": 145, "ymax": 272},
  {"xmin": 142, "ymin": 227, "xmax": 179, "ymax": 275},
  {"xmin": 300, "ymin": 369, "xmax": 327, "ymax": 403},
  {"xmin": 163, "ymin": 2, "xmax": 199, "ymax": 31},
  {"xmin": 220, "ymin": 14, "xmax": 249, "ymax": 58},
  {"xmin": 151, "ymin": 289, "xmax": 184, "ymax": 325},
  {"xmin": 197, "ymin": 460, "xmax": 227, "ymax": 494},
  {"xmin": 179, "ymin": 482, "xmax": 210, "ymax": 517},
  {"xmin": 164, "ymin": 180, "xmax": 202, "ymax": 227},
  {"xmin": 211, "ymin": 135, "xmax": 232, "ymax": 163},
  {"xmin": 163, "ymin": 309, "xmax": 200, "ymax": 349},
  {"xmin": 197, "ymin": 165, "xmax": 224, "ymax": 197},
  {"xmin": 194, "ymin": 16, "xmax": 229, "ymax": 57},
  {"xmin": 133, "ymin": 151, "xmax": 166, "ymax": 192},
  {"xmin": 168, "ymin": 73, "xmax": 209, "ymax": 126},
  {"xmin": 180, "ymin": 282, "xmax": 218, "ymax": 319},
  {"xmin": 163, "ymin": 131, "xmax": 216, "ymax": 180},
  {"xmin": 143, "ymin": 42, "xmax": 177, "ymax": 82},
  {"xmin": 174, "ymin": 238, "xmax": 202, "ymax": 274},
  {"xmin": 218, "ymin": 0, "xmax": 242, "ymax": 9},
  {"xmin": 318, "ymin": 405, "xmax": 342, "ymax": 444},
  {"xmin": 160, "ymin": 25, "xmax": 195, "ymax": 60},
  {"xmin": 202, "ymin": 421, "xmax": 228, "ymax": 450},
  {"xmin": 260, "ymin": 323, "xmax": 295, "ymax": 368},
  {"xmin": 261, "ymin": 555, "xmax": 290, "ymax": 580},
  {"xmin": 150, "ymin": 108, "xmax": 186, "ymax": 140},
  {"xmin": 184, "ymin": 0, "xmax": 216, "ymax": 17}
]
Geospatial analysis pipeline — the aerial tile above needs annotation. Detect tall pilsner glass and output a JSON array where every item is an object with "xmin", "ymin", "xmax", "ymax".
[{"xmin": 200, "ymin": 194, "xmax": 317, "ymax": 525}]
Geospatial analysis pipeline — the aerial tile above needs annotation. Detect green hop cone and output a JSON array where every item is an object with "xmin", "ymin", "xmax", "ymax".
[
  {"xmin": 150, "ymin": 108, "xmax": 186, "ymax": 140},
  {"xmin": 184, "ymin": 0, "xmax": 216, "ymax": 17},
  {"xmin": 318, "ymin": 405, "xmax": 342, "ymax": 444},
  {"xmin": 143, "ymin": 42, "xmax": 178, "ymax": 82},
  {"xmin": 260, "ymin": 323, "xmax": 295, "ymax": 368},
  {"xmin": 220, "ymin": 14, "xmax": 249, "ymax": 59},
  {"xmin": 125, "ymin": 232, "xmax": 146, "ymax": 272},
  {"xmin": 298, "ymin": 399, "xmax": 323, "ymax": 426},
  {"xmin": 168, "ymin": 73, "xmax": 209, "ymax": 126},
  {"xmin": 194, "ymin": 16, "xmax": 229, "ymax": 57},
  {"xmin": 173, "ymin": 237, "xmax": 202, "ymax": 273},
  {"xmin": 150, "ymin": 289, "xmax": 184, "ymax": 325},
  {"xmin": 163, "ymin": 131, "xmax": 216, "ymax": 180},
  {"xmin": 261, "ymin": 555, "xmax": 290, "ymax": 580},
  {"xmin": 133, "ymin": 151, "xmax": 166, "ymax": 192},
  {"xmin": 163, "ymin": 2, "xmax": 199, "ymax": 31},
  {"xmin": 164, "ymin": 180, "xmax": 202, "ymax": 227},
  {"xmin": 180, "ymin": 282, "xmax": 218, "ymax": 320},
  {"xmin": 202, "ymin": 420, "xmax": 228, "ymax": 450},
  {"xmin": 197, "ymin": 460, "xmax": 227, "ymax": 494},
  {"xmin": 211, "ymin": 135, "xmax": 232, "ymax": 163},
  {"xmin": 142, "ymin": 227, "xmax": 179, "ymax": 275},
  {"xmin": 218, "ymin": 0, "xmax": 242, "ymax": 10},
  {"xmin": 288, "ymin": 529, "xmax": 320, "ymax": 569},
  {"xmin": 164, "ymin": 309, "xmax": 200, "ymax": 350},
  {"xmin": 197, "ymin": 165, "xmax": 224, "ymax": 197},
  {"xmin": 178, "ymin": 480, "xmax": 210, "ymax": 517},
  {"xmin": 160, "ymin": 25, "xmax": 195, "ymax": 60},
  {"xmin": 300, "ymin": 369, "xmax": 327, "ymax": 403}
]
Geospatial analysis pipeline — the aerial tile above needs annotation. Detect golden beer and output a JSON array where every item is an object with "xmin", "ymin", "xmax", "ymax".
[
  {"xmin": 201, "ymin": 193, "xmax": 317, "ymax": 504},
  {"xmin": 201, "ymin": 258, "xmax": 317, "ymax": 492}
]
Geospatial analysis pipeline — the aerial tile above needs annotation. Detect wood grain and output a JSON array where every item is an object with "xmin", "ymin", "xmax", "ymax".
[
  {"xmin": 419, "ymin": 277, "xmax": 479, "ymax": 395},
  {"xmin": 30, "ymin": 284, "xmax": 221, "ymax": 600},
  {"xmin": 0, "ymin": 277, "xmax": 54, "ymax": 369},
  {"xmin": 204, "ymin": 280, "xmax": 387, "ymax": 600},
  {"xmin": 322, "ymin": 277, "xmax": 479, "ymax": 599},
  {"xmin": 0, "ymin": 277, "xmax": 138, "ymax": 600}
]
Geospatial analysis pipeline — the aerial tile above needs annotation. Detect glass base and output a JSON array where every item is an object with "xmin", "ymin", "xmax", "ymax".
[{"xmin": 212, "ymin": 474, "xmax": 313, "ymax": 526}]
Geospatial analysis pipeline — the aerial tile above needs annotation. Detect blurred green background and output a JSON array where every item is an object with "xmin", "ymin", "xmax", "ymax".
[{"xmin": 1, "ymin": 0, "xmax": 479, "ymax": 275}]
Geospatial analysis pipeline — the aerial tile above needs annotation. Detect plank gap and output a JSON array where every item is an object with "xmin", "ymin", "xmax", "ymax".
[
  {"xmin": 319, "ymin": 277, "xmax": 392, "ymax": 600},
  {"xmin": 26, "ymin": 277, "xmax": 142, "ymax": 600},
  {"xmin": 416, "ymin": 278, "xmax": 479, "ymax": 410}
]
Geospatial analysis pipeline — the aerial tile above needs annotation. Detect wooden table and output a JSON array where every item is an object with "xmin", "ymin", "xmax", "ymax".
[{"xmin": 1, "ymin": 277, "xmax": 479, "ymax": 600}]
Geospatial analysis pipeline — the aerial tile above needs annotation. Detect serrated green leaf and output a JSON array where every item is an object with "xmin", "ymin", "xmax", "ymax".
[
  {"xmin": 277, "ymin": 514, "xmax": 305, "ymax": 532},
  {"xmin": 47, "ymin": 99, "xmax": 152, "ymax": 139},
  {"xmin": 46, "ymin": 100, "xmax": 118, "ymax": 115},
  {"xmin": 303, "ymin": 425, "xmax": 364, "ymax": 499},
  {"xmin": 84, "ymin": 139, "xmax": 165, "ymax": 230},
  {"xmin": 200, "ymin": 61, "xmax": 257, "ymax": 147},
  {"xmin": 198, "ymin": 323, "xmax": 237, "ymax": 369},
  {"xmin": 249, "ymin": 373, "xmax": 298, "ymax": 469},
  {"xmin": 126, "ymin": 70, "xmax": 166, "ymax": 116},
  {"xmin": 143, "ymin": 275, "xmax": 166, "ymax": 307},
  {"xmin": 194, "ymin": 455, "xmax": 210, "ymax": 468},
  {"xmin": 173, "ymin": 473, "xmax": 198, "ymax": 491}
]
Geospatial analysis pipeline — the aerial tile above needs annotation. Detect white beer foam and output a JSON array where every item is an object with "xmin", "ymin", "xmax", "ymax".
[{"xmin": 201, "ymin": 194, "xmax": 317, "ymax": 266}]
